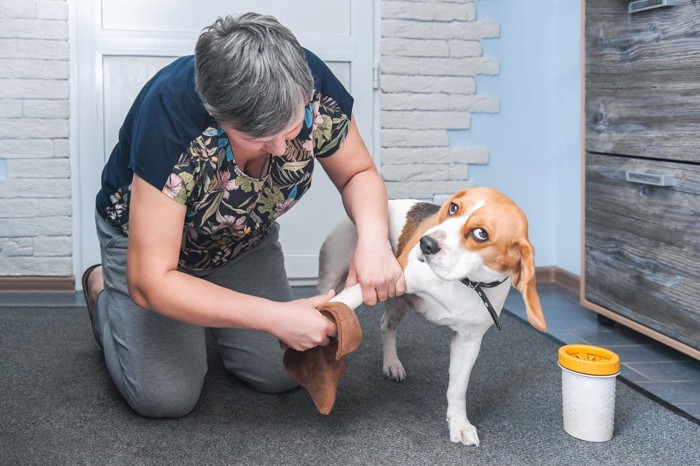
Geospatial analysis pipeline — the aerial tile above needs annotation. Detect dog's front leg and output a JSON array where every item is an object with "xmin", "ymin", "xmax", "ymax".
[
  {"xmin": 446, "ymin": 333, "xmax": 484, "ymax": 446},
  {"xmin": 329, "ymin": 284, "xmax": 364, "ymax": 310}
]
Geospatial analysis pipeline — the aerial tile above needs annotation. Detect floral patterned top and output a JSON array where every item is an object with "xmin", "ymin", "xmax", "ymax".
[{"xmin": 96, "ymin": 51, "xmax": 353, "ymax": 272}]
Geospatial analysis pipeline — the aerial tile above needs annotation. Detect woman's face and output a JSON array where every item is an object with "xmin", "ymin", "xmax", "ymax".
[{"xmin": 222, "ymin": 114, "xmax": 304, "ymax": 157}]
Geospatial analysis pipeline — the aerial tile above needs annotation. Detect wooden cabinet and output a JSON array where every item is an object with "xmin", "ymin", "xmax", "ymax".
[{"xmin": 583, "ymin": 0, "xmax": 700, "ymax": 359}]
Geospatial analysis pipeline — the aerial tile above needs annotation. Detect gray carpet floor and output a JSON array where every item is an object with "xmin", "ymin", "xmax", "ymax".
[{"xmin": 1, "ymin": 303, "xmax": 699, "ymax": 465}]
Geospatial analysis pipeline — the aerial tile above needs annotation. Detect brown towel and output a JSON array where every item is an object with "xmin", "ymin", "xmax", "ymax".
[{"xmin": 282, "ymin": 302, "xmax": 362, "ymax": 415}]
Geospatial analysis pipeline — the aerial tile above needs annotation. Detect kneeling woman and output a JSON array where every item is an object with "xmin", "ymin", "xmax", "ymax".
[{"xmin": 83, "ymin": 13, "xmax": 405, "ymax": 417}]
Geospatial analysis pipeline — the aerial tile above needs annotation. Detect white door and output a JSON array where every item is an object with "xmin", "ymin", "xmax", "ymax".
[{"xmin": 72, "ymin": 0, "xmax": 376, "ymax": 286}]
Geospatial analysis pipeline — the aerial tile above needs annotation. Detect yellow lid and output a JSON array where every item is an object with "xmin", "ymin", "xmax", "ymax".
[{"xmin": 558, "ymin": 344, "xmax": 620, "ymax": 376}]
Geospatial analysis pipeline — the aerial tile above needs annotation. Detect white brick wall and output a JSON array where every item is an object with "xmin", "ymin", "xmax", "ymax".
[
  {"xmin": 0, "ymin": 0, "xmax": 71, "ymax": 277},
  {"xmin": 380, "ymin": 0, "xmax": 499, "ymax": 200}
]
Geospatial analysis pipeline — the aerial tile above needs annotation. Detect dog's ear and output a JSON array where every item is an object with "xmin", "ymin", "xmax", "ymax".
[{"xmin": 508, "ymin": 239, "xmax": 547, "ymax": 332}]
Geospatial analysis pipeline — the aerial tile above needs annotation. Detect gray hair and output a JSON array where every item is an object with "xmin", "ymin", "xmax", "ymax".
[{"xmin": 194, "ymin": 13, "xmax": 314, "ymax": 138}]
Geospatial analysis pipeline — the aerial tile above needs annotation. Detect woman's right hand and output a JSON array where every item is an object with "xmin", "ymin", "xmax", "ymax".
[{"xmin": 273, "ymin": 289, "xmax": 338, "ymax": 351}]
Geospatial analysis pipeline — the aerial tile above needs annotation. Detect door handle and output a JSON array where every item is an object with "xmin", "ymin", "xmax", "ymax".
[
  {"xmin": 625, "ymin": 171, "xmax": 677, "ymax": 187},
  {"xmin": 629, "ymin": 0, "xmax": 679, "ymax": 14}
]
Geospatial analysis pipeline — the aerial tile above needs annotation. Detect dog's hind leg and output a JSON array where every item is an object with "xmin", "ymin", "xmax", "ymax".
[
  {"xmin": 381, "ymin": 297, "xmax": 410, "ymax": 381},
  {"xmin": 317, "ymin": 217, "xmax": 356, "ymax": 295}
]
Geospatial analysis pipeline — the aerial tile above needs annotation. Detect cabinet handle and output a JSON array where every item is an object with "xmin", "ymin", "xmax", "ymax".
[
  {"xmin": 629, "ymin": 0, "xmax": 678, "ymax": 14},
  {"xmin": 625, "ymin": 171, "xmax": 677, "ymax": 187}
]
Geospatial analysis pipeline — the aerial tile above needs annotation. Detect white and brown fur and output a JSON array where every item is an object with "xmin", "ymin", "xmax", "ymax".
[{"xmin": 317, "ymin": 187, "xmax": 547, "ymax": 446}]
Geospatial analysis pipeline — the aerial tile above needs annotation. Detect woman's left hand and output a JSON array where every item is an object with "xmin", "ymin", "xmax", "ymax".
[{"xmin": 345, "ymin": 237, "xmax": 406, "ymax": 306}]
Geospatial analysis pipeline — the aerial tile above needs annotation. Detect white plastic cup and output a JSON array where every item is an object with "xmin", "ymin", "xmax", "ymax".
[{"xmin": 558, "ymin": 345, "xmax": 621, "ymax": 442}]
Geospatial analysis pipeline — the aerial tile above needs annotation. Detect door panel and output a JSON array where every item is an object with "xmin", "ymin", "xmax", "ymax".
[
  {"xmin": 585, "ymin": 0, "xmax": 700, "ymax": 162},
  {"xmin": 102, "ymin": 1, "xmax": 351, "ymax": 36},
  {"xmin": 102, "ymin": 56, "xmax": 178, "ymax": 159}
]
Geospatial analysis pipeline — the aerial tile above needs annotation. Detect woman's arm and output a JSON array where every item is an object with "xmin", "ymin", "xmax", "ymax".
[
  {"xmin": 126, "ymin": 174, "xmax": 336, "ymax": 350},
  {"xmin": 318, "ymin": 116, "xmax": 406, "ymax": 306}
]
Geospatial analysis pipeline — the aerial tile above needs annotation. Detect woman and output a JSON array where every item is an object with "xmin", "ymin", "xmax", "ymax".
[{"xmin": 82, "ymin": 13, "xmax": 405, "ymax": 418}]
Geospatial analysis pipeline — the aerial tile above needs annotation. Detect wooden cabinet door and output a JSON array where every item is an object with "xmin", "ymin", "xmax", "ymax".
[
  {"xmin": 585, "ymin": 152, "xmax": 700, "ymax": 351},
  {"xmin": 585, "ymin": 0, "xmax": 700, "ymax": 163}
]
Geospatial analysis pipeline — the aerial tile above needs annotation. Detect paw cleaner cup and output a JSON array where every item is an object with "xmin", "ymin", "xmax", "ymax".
[{"xmin": 558, "ymin": 344, "xmax": 621, "ymax": 442}]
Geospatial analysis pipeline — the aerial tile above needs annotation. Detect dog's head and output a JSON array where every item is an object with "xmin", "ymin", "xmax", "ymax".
[{"xmin": 417, "ymin": 187, "xmax": 547, "ymax": 332}]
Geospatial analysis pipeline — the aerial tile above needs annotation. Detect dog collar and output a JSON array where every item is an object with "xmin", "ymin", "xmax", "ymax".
[{"xmin": 459, "ymin": 276, "xmax": 509, "ymax": 330}]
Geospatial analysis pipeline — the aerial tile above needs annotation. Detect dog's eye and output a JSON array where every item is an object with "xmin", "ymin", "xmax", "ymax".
[
  {"xmin": 471, "ymin": 228, "xmax": 489, "ymax": 242},
  {"xmin": 448, "ymin": 203, "xmax": 459, "ymax": 215}
]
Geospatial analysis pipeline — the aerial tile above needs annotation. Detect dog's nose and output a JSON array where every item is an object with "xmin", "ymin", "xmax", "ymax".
[{"xmin": 419, "ymin": 235, "xmax": 440, "ymax": 256}]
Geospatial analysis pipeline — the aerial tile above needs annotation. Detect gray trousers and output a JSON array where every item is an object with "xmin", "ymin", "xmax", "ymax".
[{"xmin": 94, "ymin": 212, "xmax": 297, "ymax": 418}]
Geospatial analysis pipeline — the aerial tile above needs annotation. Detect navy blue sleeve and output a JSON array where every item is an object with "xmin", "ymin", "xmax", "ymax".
[
  {"xmin": 303, "ymin": 49, "xmax": 355, "ymax": 158},
  {"xmin": 127, "ymin": 56, "xmax": 210, "ymax": 192},
  {"xmin": 304, "ymin": 49, "xmax": 354, "ymax": 119}
]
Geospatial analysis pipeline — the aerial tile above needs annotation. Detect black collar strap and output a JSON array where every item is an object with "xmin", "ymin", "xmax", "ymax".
[{"xmin": 459, "ymin": 276, "xmax": 509, "ymax": 330}]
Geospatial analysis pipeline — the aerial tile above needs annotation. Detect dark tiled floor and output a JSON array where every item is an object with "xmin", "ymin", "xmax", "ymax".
[
  {"xmin": 2, "ymin": 284, "xmax": 698, "ymax": 421},
  {"xmin": 503, "ymin": 284, "xmax": 700, "ymax": 420}
]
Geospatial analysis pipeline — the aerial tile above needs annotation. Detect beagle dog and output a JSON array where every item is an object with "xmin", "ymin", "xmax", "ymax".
[{"xmin": 317, "ymin": 187, "xmax": 547, "ymax": 446}]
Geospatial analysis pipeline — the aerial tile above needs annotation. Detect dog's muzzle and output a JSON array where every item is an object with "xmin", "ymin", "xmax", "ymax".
[{"xmin": 419, "ymin": 235, "xmax": 440, "ymax": 256}]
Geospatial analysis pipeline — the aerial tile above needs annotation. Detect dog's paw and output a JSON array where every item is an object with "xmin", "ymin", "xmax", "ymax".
[
  {"xmin": 383, "ymin": 361, "xmax": 406, "ymax": 381},
  {"xmin": 449, "ymin": 421, "xmax": 480, "ymax": 447}
]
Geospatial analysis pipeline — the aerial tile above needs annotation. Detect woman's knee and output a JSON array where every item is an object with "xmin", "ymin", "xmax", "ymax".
[
  {"xmin": 247, "ymin": 371, "xmax": 298, "ymax": 394},
  {"xmin": 125, "ymin": 373, "xmax": 205, "ymax": 418},
  {"xmin": 222, "ymin": 358, "xmax": 297, "ymax": 394}
]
